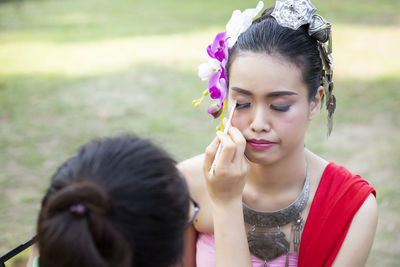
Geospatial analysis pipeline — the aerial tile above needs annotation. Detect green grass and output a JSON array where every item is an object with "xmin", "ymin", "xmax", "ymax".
[
  {"xmin": 1, "ymin": 0, "xmax": 399, "ymax": 43},
  {"xmin": 0, "ymin": 0, "xmax": 399, "ymax": 266}
]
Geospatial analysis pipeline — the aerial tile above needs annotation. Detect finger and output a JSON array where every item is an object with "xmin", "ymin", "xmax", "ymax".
[
  {"xmin": 242, "ymin": 158, "xmax": 249, "ymax": 174},
  {"xmin": 216, "ymin": 130, "xmax": 236, "ymax": 166},
  {"xmin": 228, "ymin": 127, "xmax": 247, "ymax": 164},
  {"xmin": 203, "ymin": 136, "xmax": 220, "ymax": 176}
]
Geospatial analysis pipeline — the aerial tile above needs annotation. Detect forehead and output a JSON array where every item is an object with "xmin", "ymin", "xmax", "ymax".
[{"xmin": 228, "ymin": 52, "xmax": 307, "ymax": 96}]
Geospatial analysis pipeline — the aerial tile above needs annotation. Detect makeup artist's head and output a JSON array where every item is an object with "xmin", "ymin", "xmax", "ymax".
[
  {"xmin": 226, "ymin": 7, "xmax": 323, "ymax": 165},
  {"xmin": 36, "ymin": 135, "xmax": 192, "ymax": 267}
]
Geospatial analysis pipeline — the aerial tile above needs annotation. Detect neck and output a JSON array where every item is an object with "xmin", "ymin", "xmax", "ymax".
[{"xmin": 246, "ymin": 145, "xmax": 307, "ymax": 194}]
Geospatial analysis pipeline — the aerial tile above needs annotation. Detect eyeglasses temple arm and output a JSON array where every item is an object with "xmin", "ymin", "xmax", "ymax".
[{"xmin": 0, "ymin": 235, "xmax": 36, "ymax": 264}]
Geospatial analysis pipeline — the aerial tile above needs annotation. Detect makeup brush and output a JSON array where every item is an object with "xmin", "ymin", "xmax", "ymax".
[{"xmin": 209, "ymin": 100, "xmax": 237, "ymax": 176}]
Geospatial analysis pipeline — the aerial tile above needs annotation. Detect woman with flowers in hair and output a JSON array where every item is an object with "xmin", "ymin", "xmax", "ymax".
[{"xmin": 178, "ymin": 1, "xmax": 377, "ymax": 266}]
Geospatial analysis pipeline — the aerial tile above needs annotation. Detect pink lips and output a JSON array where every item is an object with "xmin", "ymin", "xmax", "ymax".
[{"xmin": 247, "ymin": 139, "xmax": 275, "ymax": 150}]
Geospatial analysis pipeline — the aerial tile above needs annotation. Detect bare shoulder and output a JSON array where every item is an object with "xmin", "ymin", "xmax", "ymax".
[
  {"xmin": 178, "ymin": 154, "xmax": 214, "ymax": 232},
  {"xmin": 177, "ymin": 154, "xmax": 206, "ymax": 200},
  {"xmin": 332, "ymin": 193, "xmax": 378, "ymax": 266}
]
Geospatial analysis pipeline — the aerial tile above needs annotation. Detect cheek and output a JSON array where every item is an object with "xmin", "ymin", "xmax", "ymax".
[
  {"xmin": 231, "ymin": 113, "xmax": 247, "ymax": 131},
  {"xmin": 278, "ymin": 106, "xmax": 309, "ymax": 131}
]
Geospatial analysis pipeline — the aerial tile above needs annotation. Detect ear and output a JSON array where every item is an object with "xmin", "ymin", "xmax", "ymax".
[{"xmin": 308, "ymin": 86, "xmax": 324, "ymax": 120}]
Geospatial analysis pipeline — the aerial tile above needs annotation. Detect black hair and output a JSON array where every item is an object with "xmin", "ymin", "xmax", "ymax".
[
  {"xmin": 227, "ymin": 7, "xmax": 322, "ymax": 101},
  {"xmin": 37, "ymin": 135, "xmax": 190, "ymax": 267}
]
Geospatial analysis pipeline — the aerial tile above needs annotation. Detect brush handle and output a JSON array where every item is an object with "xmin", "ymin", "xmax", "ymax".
[{"xmin": 209, "ymin": 101, "xmax": 237, "ymax": 176}]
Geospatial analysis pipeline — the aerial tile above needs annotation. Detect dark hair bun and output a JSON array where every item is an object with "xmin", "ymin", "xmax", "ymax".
[
  {"xmin": 38, "ymin": 181, "xmax": 131, "ymax": 267},
  {"xmin": 44, "ymin": 181, "xmax": 111, "ymax": 219}
]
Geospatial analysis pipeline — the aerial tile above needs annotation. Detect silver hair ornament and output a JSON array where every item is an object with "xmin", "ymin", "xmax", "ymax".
[
  {"xmin": 271, "ymin": 0, "xmax": 316, "ymax": 30},
  {"xmin": 272, "ymin": 0, "xmax": 336, "ymax": 136}
]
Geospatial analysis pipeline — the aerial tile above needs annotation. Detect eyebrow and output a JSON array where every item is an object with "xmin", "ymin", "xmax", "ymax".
[{"xmin": 231, "ymin": 87, "xmax": 298, "ymax": 97}]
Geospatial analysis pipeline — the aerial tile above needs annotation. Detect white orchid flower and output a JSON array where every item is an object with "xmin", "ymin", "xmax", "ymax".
[
  {"xmin": 198, "ymin": 58, "xmax": 221, "ymax": 81},
  {"xmin": 226, "ymin": 1, "xmax": 264, "ymax": 47}
]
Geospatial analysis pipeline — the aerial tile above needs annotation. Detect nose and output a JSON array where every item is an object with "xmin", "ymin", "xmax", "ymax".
[{"xmin": 250, "ymin": 105, "xmax": 271, "ymax": 133}]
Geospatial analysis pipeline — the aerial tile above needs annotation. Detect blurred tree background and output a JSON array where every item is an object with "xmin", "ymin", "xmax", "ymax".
[{"xmin": 0, "ymin": 0, "xmax": 399, "ymax": 265}]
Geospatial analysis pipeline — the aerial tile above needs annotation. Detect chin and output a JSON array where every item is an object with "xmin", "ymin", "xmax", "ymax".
[{"xmin": 244, "ymin": 149, "xmax": 279, "ymax": 165}]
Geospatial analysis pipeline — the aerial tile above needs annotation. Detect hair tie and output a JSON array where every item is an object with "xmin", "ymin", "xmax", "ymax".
[{"xmin": 69, "ymin": 203, "xmax": 87, "ymax": 216}]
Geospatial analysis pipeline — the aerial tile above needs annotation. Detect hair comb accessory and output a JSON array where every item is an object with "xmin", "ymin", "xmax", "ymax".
[
  {"xmin": 271, "ymin": 0, "xmax": 316, "ymax": 30},
  {"xmin": 194, "ymin": 1, "xmax": 264, "ymax": 131},
  {"xmin": 308, "ymin": 14, "xmax": 331, "ymax": 43},
  {"xmin": 69, "ymin": 203, "xmax": 87, "ymax": 216},
  {"xmin": 271, "ymin": 0, "xmax": 335, "ymax": 136}
]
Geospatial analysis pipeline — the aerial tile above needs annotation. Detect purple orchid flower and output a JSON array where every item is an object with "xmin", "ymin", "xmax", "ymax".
[
  {"xmin": 208, "ymin": 71, "xmax": 222, "ymax": 99},
  {"xmin": 207, "ymin": 32, "xmax": 229, "ymax": 63},
  {"xmin": 205, "ymin": 32, "xmax": 230, "ymax": 115},
  {"xmin": 217, "ymin": 74, "xmax": 227, "ymax": 109},
  {"xmin": 208, "ymin": 68, "xmax": 228, "ymax": 105},
  {"xmin": 207, "ymin": 103, "xmax": 222, "ymax": 118}
]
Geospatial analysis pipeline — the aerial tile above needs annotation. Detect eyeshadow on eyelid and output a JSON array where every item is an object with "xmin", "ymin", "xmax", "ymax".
[{"xmin": 271, "ymin": 101, "xmax": 290, "ymax": 106}]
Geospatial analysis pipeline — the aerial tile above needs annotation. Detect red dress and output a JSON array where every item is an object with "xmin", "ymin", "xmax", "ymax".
[{"xmin": 298, "ymin": 162, "xmax": 376, "ymax": 266}]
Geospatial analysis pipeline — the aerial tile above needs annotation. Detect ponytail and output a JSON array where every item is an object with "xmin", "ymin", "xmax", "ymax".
[{"xmin": 37, "ymin": 181, "xmax": 131, "ymax": 267}]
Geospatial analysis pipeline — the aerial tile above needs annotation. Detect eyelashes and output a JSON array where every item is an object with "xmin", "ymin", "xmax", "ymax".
[
  {"xmin": 270, "ymin": 104, "xmax": 290, "ymax": 112},
  {"xmin": 235, "ymin": 102, "xmax": 291, "ymax": 112},
  {"xmin": 235, "ymin": 103, "xmax": 251, "ymax": 109}
]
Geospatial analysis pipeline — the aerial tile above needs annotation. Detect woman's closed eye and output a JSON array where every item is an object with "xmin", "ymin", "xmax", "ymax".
[
  {"xmin": 270, "ymin": 104, "xmax": 291, "ymax": 112},
  {"xmin": 235, "ymin": 103, "xmax": 251, "ymax": 109}
]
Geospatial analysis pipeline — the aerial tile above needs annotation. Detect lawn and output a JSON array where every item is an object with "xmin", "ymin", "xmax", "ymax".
[{"xmin": 0, "ymin": 0, "xmax": 399, "ymax": 265}]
